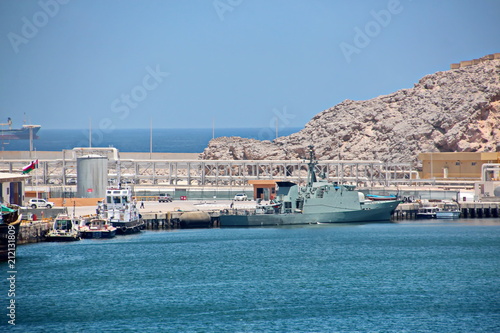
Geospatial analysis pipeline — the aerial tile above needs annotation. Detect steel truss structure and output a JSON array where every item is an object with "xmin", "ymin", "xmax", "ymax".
[{"xmin": 1, "ymin": 148, "xmax": 415, "ymax": 187}]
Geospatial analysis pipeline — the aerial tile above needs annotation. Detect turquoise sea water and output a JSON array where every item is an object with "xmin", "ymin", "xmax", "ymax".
[{"xmin": 2, "ymin": 220, "xmax": 500, "ymax": 332}]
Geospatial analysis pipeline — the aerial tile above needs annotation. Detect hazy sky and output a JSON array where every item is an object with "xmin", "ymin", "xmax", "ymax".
[{"xmin": 1, "ymin": 0, "xmax": 499, "ymax": 130}]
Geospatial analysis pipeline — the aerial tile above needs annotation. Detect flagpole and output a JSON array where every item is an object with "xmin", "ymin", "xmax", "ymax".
[
  {"xmin": 29, "ymin": 126, "xmax": 33, "ymax": 159},
  {"xmin": 89, "ymin": 118, "xmax": 92, "ymax": 148},
  {"xmin": 35, "ymin": 149, "xmax": 38, "ymax": 200},
  {"xmin": 149, "ymin": 118, "xmax": 153, "ymax": 160}
]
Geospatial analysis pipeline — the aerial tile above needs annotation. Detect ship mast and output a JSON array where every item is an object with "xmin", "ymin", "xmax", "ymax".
[{"xmin": 307, "ymin": 145, "xmax": 317, "ymax": 187}]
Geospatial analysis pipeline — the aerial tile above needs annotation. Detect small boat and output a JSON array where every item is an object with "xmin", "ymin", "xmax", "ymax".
[
  {"xmin": 45, "ymin": 214, "xmax": 81, "ymax": 242},
  {"xmin": 365, "ymin": 194, "xmax": 398, "ymax": 201},
  {"xmin": 436, "ymin": 203, "xmax": 461, "ymax": 219},
  {"xmin": 416, "ymin": 206, "xmax": 440, "ymax": 219},
  {"xmin": 79, "ymin": 218, "xmax": 116, "ymax": 239},
  {"xmin": 0, "ymin": 204, "xmax": 22, "ymax": 262}
]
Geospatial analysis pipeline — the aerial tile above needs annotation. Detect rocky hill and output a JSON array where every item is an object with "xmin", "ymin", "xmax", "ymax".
[{"xmin": 200, "ymin": 56, "xmax": 500, "ymax": 164}]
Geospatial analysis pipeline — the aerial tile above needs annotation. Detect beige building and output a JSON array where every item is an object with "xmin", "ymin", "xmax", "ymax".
[
  {"xmin": 0, "ymin": 173, "xmax": 29, "ymax": 206},
  {"xmin": 418, "ymin": 152, "xmax": 500, "ymax": 179},
  {"xmin": 247, "ymin": 180, "xmax": 280, "ymax": 200}
]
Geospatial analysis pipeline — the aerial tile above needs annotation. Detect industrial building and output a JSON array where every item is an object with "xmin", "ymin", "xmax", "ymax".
[
  {"xmin": 419, "ymin": 152, "xmax": 500, "ymax": 179},
  {"xmin": 0, "ymin": 172, "xmax": 29, "ymax": 205}
]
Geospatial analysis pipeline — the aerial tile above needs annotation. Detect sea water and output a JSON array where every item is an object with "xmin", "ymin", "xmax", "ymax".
[
  {"xmin": 2, "ymin": 127, "xmax": 303, "ymax": 153},
  {"xmin": 2, "ymin": 220, "xmax": 500, "ymax": 332}
]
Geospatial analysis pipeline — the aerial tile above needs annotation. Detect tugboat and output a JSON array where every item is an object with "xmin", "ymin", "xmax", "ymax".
[
  {"xmin": 45, "ymin": 214, "xmax": 81, "ymax": 242},
  {"xmin": 79, "ymin": 218, "xmax": 116, "ymax": 239},
  {"xmin": 0, "ymin": 204, "xmax": 21, "ymax": 262},
  {"xmin": 97, "ymin": 187, "xmax": 144, "ymax": 234},
  {"xmin": 219, "ymin": 146, "xmax": 400, "ymax": 227}
]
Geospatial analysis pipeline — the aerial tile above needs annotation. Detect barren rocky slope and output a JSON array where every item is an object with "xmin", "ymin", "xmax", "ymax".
[{"xmin": 201, "ymin": 58, "xmax": 500, "ymax": 164}]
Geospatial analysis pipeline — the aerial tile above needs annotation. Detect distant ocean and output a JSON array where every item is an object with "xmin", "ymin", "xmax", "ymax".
[{"xmin": 1, "ymin": 127, "xmax": 303, "ymax": 153}]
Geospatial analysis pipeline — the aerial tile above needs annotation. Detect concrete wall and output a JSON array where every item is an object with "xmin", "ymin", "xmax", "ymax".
[{"xmin": 450, "ymin": 53, "xmax": 500, "ymax": 69}]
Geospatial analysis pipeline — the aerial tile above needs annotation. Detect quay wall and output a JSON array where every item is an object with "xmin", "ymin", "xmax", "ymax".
[
  {"xmin": 18, "ymin": 221, "xmax": 51, "ymax": 245},
  {"xmin": 460, "ymin": 202, "xmax": 500, "ymax": 218}
]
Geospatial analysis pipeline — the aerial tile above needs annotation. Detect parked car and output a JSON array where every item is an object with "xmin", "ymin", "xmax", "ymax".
[
  {"xmin": 158, "ymin": 194, "xmax": 173, "ymax": 203},
  {"xmin": 29, "ymin": 198, "xmax": 55, "ymax": 209},
  {"xmin": 234, "ymin": 193, "xmax": 248, "ymax": 201}
]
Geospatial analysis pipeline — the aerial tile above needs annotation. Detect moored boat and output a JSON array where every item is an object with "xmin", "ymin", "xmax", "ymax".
[
  {"xmin": 79, "ymin": 218, "xmax": 116, "ymax": 239},
  {"xmin": 436, "ymin": 203, "xmax": 461, "ymax": 219},
  {"xmin": 0, "ymin": 204, "xmax": 22, "ymax": 262},
  {"xmin": 45, "ymin": 214, "xmax": 81, "ymax": 242},
  {"xmin": 219, "ymin": 146, "xmax": 400, "ymax": 227},
  {"xmin": 416, "ymin": 206, "xmax": 440, "ymax": 219},
  {"xmin": 98, "ymin": 187, "xmax": 144, "ymax": 234}
]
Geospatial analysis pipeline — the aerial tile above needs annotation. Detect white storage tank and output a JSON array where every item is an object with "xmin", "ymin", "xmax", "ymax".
[{"xmin": 77, "ymin": 155, "xmax": 108, "ymax": 198}]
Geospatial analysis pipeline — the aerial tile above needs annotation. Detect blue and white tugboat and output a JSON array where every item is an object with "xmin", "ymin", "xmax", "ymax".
[
  {"xmin": 97, "ymin": 187, "xmax": 144, "ymax": 234},
  {"xmin": 220, "ymin": 145, "xmax": 400, "ymax": 227}
]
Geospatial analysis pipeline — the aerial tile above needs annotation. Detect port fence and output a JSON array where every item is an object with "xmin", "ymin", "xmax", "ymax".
[
  {"xmin": 49, "ymin": 188, "xmax": 254, "ymax": 202},
  {"xmin": 134, "ymin": 188, "xmax": 254, "ymax": 201}
]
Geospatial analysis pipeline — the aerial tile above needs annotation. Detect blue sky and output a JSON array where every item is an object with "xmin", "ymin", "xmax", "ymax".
[{"xmin": 1, "ymin": 0, "xmax": 499, "ymax": 130}]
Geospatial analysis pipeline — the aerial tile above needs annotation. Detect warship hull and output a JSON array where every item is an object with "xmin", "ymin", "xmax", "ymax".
[{"xmin": 220, "ymin": 201, "xmax": 400, "ymax": 227}]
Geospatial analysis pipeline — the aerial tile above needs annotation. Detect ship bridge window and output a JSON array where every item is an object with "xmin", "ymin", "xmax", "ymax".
[
  {"xmin": 122, "ymin": 196, "xmax": 128, "ymax": 203},
  {"xmin": 113, "ymin": 196, "xmax": 121, "ymax": 204},
  {"xmin": 107, "ymin": 197, "xmax": 112, "ymax": 204},
  {"xmin": 284, "ymin": 202, "xmax": 292, "ymax": 209}
]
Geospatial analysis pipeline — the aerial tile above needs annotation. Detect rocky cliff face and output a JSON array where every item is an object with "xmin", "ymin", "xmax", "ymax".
[{"xmin": 200, "ymin": 58, "xmax": 500, "ymax": 163}]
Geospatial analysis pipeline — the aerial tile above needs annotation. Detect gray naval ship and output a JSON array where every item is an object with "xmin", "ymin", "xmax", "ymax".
[{"xmin": 220, "ymin": 146, "xmax": 400, "ymax": 227}]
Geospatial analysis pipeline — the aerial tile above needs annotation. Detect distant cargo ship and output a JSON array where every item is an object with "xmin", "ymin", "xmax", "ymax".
[{"xmin": 0, "ymin": 118, "xmax": 41, "ymax": 140}]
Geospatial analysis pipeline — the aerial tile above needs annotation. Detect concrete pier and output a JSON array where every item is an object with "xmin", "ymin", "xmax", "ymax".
[
  {"xmin": 460, "ymin": 202, "xmax": 500, "ymax": 218},
  {"xmin": 393, "ymin": 203, "xmax": 420, "ymax": 220},
  {"xmin": 18, "ymin": 221, "xmax": 51, "ymax": 245}
]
